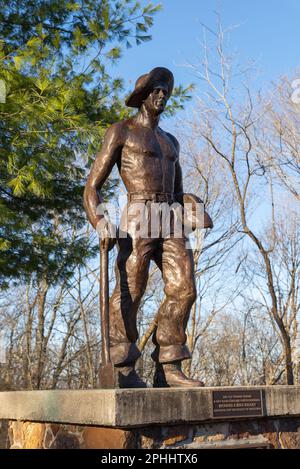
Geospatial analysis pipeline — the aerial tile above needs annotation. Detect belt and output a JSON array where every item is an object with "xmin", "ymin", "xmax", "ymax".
[{"xmin": 127, "ymin": 192, "xmax": 174, "ymax": 203}]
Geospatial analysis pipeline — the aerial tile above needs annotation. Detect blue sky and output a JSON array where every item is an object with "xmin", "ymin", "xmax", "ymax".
[
  {"xmin": 110, "ymin": 0, "xmax": 299, "ymax": 232},
  {"xmin": 113, "ymin": 0, "xmax": 300, "ymax": 102}
]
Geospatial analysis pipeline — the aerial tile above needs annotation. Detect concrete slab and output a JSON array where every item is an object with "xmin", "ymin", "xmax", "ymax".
[{"xmin": 0, "ymin": 386, "xmax": 299, "ymax": 428}]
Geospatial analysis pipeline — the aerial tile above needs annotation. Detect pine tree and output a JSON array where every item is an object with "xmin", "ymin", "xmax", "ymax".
[
  {"xmin": 0, "ymin": 1, "xmax": 192, "ymax": 286},
  {"xmin": 0, "ymin": 1, "xmax": 163, "ymax": 286}
]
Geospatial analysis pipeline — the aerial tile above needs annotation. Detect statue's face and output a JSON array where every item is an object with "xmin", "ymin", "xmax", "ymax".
[{"xmin": 143, "ymin": 83, "xmax": 168, "ymax": 115}]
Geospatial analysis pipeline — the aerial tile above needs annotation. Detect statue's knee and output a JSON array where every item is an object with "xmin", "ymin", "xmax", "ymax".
[{"xmin": 165, "ymin": 281, "xmax": 196, "ymax": 306}]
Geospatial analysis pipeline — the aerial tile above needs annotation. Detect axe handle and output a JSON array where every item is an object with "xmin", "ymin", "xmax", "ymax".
[{"xmin": 100, "ymin": 243, "xmax": 111, "ymax": 365}]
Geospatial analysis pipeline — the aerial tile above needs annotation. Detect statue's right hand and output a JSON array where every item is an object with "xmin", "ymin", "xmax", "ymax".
[{"xmin": 96, "ymin": 219, "xmax": 117, "ymax": 251}]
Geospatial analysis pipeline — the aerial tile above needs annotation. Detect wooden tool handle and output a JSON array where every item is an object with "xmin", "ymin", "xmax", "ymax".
[{"xmin": 100, "ymin": 242, "xmax": 110, "ymax": 365}]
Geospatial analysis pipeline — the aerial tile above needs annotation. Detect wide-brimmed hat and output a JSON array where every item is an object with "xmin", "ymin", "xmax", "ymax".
[
  {"xmin": 125, "ymin": 67, "xmax": 174, "ymax": 108},
  {"xmin": 183, "ymin": 193, "xmax": 213, "ymax": 231}
]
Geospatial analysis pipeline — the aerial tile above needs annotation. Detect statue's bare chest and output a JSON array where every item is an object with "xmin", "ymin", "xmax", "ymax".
[{"xmin": 123, "ymin": 127, "xmax": 178, "ymax": 162}]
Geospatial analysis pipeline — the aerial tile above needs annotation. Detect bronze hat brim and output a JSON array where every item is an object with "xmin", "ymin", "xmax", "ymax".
[
  {"xmin": 183, "ymin": 193, "xmax": 213, "ymax": 230},
  {"xmin": 125, "ymin": 67, "xmax": 174, "ymax": 108}
]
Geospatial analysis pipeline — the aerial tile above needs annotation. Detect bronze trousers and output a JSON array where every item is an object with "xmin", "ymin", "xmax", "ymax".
[{"xmin": 109, "ymin": 233, "xmax": 196, "ymax": 366}]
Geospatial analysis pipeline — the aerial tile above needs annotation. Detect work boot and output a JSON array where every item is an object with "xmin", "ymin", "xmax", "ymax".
[
  {"xmin": 153, "ymin": 361, "xmax": 204, "ymax": 388},
  {"xmin": 116, "ymin": 365, "xmax": 147, "ymax": 388}
]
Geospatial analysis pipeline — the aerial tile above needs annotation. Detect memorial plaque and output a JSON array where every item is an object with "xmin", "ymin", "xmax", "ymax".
[{"xmin": 212, "ymin": 389, "xmax": 264, "ymax": 418}]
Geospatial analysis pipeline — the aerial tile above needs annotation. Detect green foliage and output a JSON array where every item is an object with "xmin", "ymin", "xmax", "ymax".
[
  {"xmin": 0, "ymin": 1, "xmax": 162, "ymax": 57},
  {"xmin": 0, "ymin": 1, "xmax": 193, "ymax": 287},
  {"xmin": 165, "ymin": 84, "xmax": 195, "ymax": 117},
  {"xmin": 0, "ymin": 0, "xmax": 162, "ymax": 286}
]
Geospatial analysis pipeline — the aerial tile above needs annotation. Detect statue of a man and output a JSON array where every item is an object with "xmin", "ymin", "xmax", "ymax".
[{"xmin": 84, "ymin": 67, "xmax": 212, "ymax": 388}]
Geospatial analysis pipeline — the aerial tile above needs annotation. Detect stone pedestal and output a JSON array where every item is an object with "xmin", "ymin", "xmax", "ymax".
[{"xmin": 1, "ymin": 386, "xmax": 300, "ymax": 449}]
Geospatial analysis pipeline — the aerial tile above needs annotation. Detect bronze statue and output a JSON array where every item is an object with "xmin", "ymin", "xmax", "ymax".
[{"xmin": 84, "ymin": 67, "xmax": 212, "ymax": 388}]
